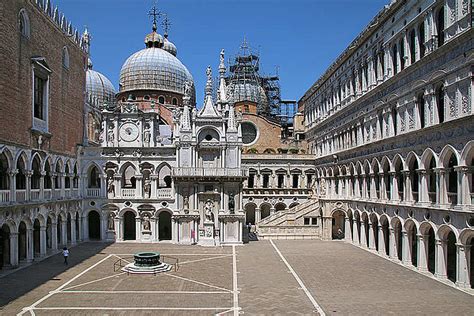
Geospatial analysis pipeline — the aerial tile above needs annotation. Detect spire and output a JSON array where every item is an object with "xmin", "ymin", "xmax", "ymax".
[
  {"xmin": 228, "ymin": 101, "xmax": 237, "ymax": 132},
  {"xmin": 218, "ymin": 49, "xmax": 228, "ymax": 104},
  {"xmin": 199, "ymin": 66, "xmax": 220, "ymax": 117}
]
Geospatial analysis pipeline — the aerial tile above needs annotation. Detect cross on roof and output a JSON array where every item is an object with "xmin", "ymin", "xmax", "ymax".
[
  {"xmin": 162, "ymin": 14, "xmax": 171, "ymax": 36},
  {"xmin": 148, "ymin": 2, "xmax": 161, "ymax": 32}
]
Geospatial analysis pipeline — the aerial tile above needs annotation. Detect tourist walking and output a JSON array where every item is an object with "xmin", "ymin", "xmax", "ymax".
[{"xmin": 62, "ymin": 247, "xmax": 69, "ymax": 265}]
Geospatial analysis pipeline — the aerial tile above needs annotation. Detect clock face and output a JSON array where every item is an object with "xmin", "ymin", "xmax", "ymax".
[{"xmin": 120, "ymin": 123, "xmax": 139, "ymax": 142}]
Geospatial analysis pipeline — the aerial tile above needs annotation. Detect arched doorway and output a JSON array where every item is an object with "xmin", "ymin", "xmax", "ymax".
[
  {"xmin": 405, "ymin": 221, "xmax": 418, "ymax": 267},
  {"xmin": 370, "ymin": 214, "xmax": 379, "ymax": 251},
  {"xmin": 88, "ymin": 211, "xmax": 101, "ymax": 240},
  {"xmin": 362, "ymin": 213, "xmax": 370, "ymax": 247},
  {"xmin": 260, "ymin": 204, "xmax": 271, "ymax": 220},
  {"xmin": 33, "ymin": 219, "xmax": 41, "ymax": 257},
  {"xmin": 332, "ymin": 210, "xmax": 345, "ymax": 240},
  {"xmin": 0, "ymin": 224, "xmax": 11, "ymax": 269},
  {"xmin": 380, "ymin": 216, "xmax": 390, "ymax": 256},
  {"xmin": 123, "ymin": 211, "xmax": 136, "ymax": 241},
  {"xmin": 159, "ymin": 211, "xmax": 172, "ymax": 241},
  {"xmin": 427, "ymin": 226, "xmax": 436, "ymax": 274},
  {"xmin": 18, "ymin": 222, "xmax": 27, "ymax": 262},
  {"xmin": 245, "ymin": 204, "xmax": 256, "ymax": 225},
  {"xmin": 393, "ymin": 219, "xmax": 402, "ymax": 261}
]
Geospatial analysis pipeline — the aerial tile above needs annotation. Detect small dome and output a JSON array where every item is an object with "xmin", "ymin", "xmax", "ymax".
[
  {"xmin": 119, "ymin": 47, "xmax": 194, "ymax": 97},
  {"xmin": 144, "ymin": 31, "xmax": 163, "ymax": 48},
  {"xmin": 86, "ymin": 62, "xmax": 116, "ymax": 106},
  {"xmin": 227, "ymin": 82, "xmax": 268, "ymax": 106},
  {"xmin": 162, "ymin": 37, "xmax": 177, "ymax": 56}
]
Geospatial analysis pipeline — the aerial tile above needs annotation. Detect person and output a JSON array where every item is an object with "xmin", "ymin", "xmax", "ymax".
[{"xmin": 62, "ymin": 247, "xmax": 69, "ymax": 265}]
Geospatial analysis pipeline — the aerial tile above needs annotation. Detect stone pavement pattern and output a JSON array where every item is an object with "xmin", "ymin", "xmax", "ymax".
[{"xmin": 0, "ymin": 240, "xmax": 473, "ymax": 315}]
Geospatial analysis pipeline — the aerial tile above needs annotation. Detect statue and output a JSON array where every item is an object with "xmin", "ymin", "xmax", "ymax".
[
  {"xmin": 143, "ymin": 177, "xmax": 151, "ymax": 198},
  {"xmin": 108, "ymin": 213, "xmax": 115, "ymax": 230},
  {"xmin": 320, "ymin": 178, "xmax": 327, "ymax": 196},
  {"xmin": 143, "ymin": 214, "xmax": 151, "ymax": 231},
  {"xmin": 107, "ymin": 125, "xmax": 114, "ymax": 145},
  {"xmin": 204, "ymin": 199, "xmax": 214, "ymax": 222},
  {"xmin": 183, "ymin": 194, "xmax": 189, "ymax": 210},
  {"xmin": 228, "ymin": 192, "xmax": 235, "ymax": 214},
  {"xmin": 107, "ymin": 177, "xmax": 115, "ymax": 196},
  {"xmin": 220, "ymin": 49, "xmax": 225, "ymax": 64},
  {"xmin": 143, "ymin": 123, "xmax": 151, "ymax": 146}
]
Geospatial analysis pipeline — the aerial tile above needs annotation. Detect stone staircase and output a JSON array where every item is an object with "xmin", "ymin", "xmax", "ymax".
[{"xmin": 256, "ymin": 197, "xmax": 321, "ymax": 239}]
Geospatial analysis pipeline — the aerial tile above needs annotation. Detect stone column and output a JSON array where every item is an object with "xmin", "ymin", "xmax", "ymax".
[
  {"xmin": 352, "ymin": 220, "xmax": 359, "ymax": 245},
  {"xmin": 150, "ymin": 175, "xmax": 158, "ymax": 199},
  {"xmin": 378, "ymin": 225, "xmax": 386, "ymax": 256},
  {"xmin": 115, "ymin": 216, "xmax": 122, "ymax": 241},
  {"xmin": 135, "ymin": 216, "xmax": 141, "ymax": 241},
  {"xmin": 26, "ymin": 228, "xmax": 34, "ymax": 263},
  {"xmin": 25, "ymin": 170, "xmax": 33, "ymax": 201},
  {"xmin": 417, "ymin": 234, "xmax": 428, "ymax": 272},
  {"xmin": 389, "ymin": 228, "xmax": 398, "ymax": 260},
  {"xmin": 402, "ymin": 230, "xmax": 411, "ymax": 265},
  {"xmin": 99, "ymin": 174, "xmax": 107, "ymax": 198},
  {"xmin": 78, "ymin": 215, "xmax": 83, "ymax": 242},
  {"xmin": 455, "ymin": 243, "xmax": 470, "ymax": 288},
  {"xmin": 354, "ymin": 176, "xmax": 360, "ymax": 198},
  {"xmin": 40, "ymin": 225, "xmax": 47, "ymax": 257},
  {"xmin": 360, "ymin": 220, "xmax": 367, "ymax": 247},
  {"xmin": 51, "ymin": 221, "xmax": 58, "ymax": 250},
  {"xmin": 9, "ymin": 169, "xmax": 17, "ymax": 202},
  {"xmin": 344, "ymin": 217, "xmax": 352, "ymax": 242},
  {"xmin": 10, "ymin": 232, "xmax": 19, "ymax": 267},
  {"xmin": 368, "ymin": 223, "xmax": 375, "ymax": 250},
  {"xmin": 390, "ymin": 172, "xmax": 399, "ymax": 202},
  {"xmin": 435, "ymin": 239, "xmax": 447, "ymax": 279},
  {"xmin": 418, "ymin": 169, "xmax": 429, "ymax": 204},
  {"xmin": 135, "ymin": 175, "xmax": 143, "ymax": 198},
  {"xmin": 255, "ymin": 208, "xmax": 261, "ymax": 224},
  {"xmin": 455, "ymin": 166, "xmax": 466, "ymax": 206},
  {"xmin": 61, "ymin": 220, "xmax": 67, "ymax": 246},
  {"xmin": 379, "ymin": 172, "xmax": 386, "ymax": 200},
  {"xmin": 82, "ymin": 215, "xmax": 89, "ymax": 242},
  {"xmin": 436, "ymin": 168, "xmax": 446, "ymax": 205},
  {"xmin": 114, "ymin": 175, "xmax": 121, "ymax": 198},
  {"xmin": 40, "ymin": 171, "xmax": 45, "ymax": 200},
  {"xmin": 71, "ymin": 218, "xmax": 77, "ymax": 245},
  {"xmin": 403, "ymin": 171, "xmax": 411, "ymax": 203},
  {"xmin": 370, "ymin": 174, "xmax": 377, "ymax": 199}
]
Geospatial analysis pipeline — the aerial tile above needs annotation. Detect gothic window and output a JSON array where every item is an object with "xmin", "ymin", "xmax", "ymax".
[
  {"xmin": 436, "ymin": 85, "xmax": 445, "ymax": 123},
  {"xmin": 409, "ymin": 29, "xmax": 416, "ymax": 64},
  {"xmin": 262, "ymin": 174, "xmax": 270, "ymax": 188},
  {"xmin": 18, "ymin": 9, "xmax": 30, "ymax": 38},
  {"xmin": 418, "ymin": 93, "xmax": 425, "ymax": 128},
  {"xmin": 277, "ymin": 174, "xmax": 284, "ymax": 188},
  {"xmin": 44, "ymin": 161, "xmax": 52, "ymax": 189},
  {"xmin": 158, "ymin": 96, "xmax": 165, "ymax": 104},
  {"xmin": 88, "ymin": 166, "xmax": 101, "ymax": 188},
  {"xmin": 437, "ymin": 7, "xmax": 445, "ymax": 47},
  {"xmin": 306, "ymin": 174, "xmax": 313, "ymax": 188},
  {"xmin": 392, "ymin": 45, "xmax": 398, "ymax": 74},
  {"xmin": 399, "ymin": 39, "xmax": 405, "ymax": 70},
  {"xmin": 0, "ymin": 153, "xmax": 9, "ymax": 190},
  {"xmin": 248, "ymin": 173, "xmax": 255, "ymax": 188},
  {"xmin": 65, "ymin": 165, "xmax": 70, "ymax": 188},
  {"xmin": 31, "ymin": 156, "xmax": 41, "ymax": 190},
  {"xmin": 122, "ymin": 165, "xmax": 136, "ymax": 188},
  {"xmin": 391, "ymin": 107, "xmax": 398, "ymax": 136},
  {"xmin": 62, "ymin": 47, "xmax": 69, "ymax": 69},
  {"xmin": 292, "ymin": 175, "xmax": 299, "ymax": 188},
  {"xmin": 16, "ymin": 157, "xmax": 26, "ymax": 190},
  {"xmin": 418, "ymin": 22, "xmax": 426, "ymax": 58}
]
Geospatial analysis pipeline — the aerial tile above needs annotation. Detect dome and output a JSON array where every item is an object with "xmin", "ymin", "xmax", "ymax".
[
  {"xmin": 86, "ymin": 60, "xmax": 116, "ymax": 106},
  {"xmin": 162, "ymin": 37, "xmax": 177, "ymax": 56},
  {"xmin": 119, "ymin": 47, "xmax": 194, "ymax": 96},
  {"xmin": 227, "ymin": 82, "xmax": 268, "ymax": 106}
]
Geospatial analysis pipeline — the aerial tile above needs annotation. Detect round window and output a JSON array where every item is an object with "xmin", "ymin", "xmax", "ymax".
[{"xmin": 241, "ymin": 122, "xmax": 258, "ymax": 145}]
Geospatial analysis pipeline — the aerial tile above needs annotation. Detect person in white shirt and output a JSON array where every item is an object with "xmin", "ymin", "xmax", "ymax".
[{"xmin": 62, "ymin": 247, "xmax": 69, "ymax": 265}]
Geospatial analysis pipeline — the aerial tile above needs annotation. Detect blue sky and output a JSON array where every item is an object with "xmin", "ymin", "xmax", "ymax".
[{"xmin": 57, "ymin": 0, "xmax": 388, "ymax": 104}]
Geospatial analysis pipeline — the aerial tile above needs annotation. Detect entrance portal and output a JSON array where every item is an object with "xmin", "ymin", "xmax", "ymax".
[
  {"xmin": 332, "ymin": 211, "xmax": 345, "ymax": 240},
  {"xmin": 159, "ymin": 211, "xmax": 172, "ymax": 240},
  {"xmin": 88, "ymin": 211, "xmax": 101, "ymax": 240},
  {"xmin": 123, "ymin": 211, "xmax": 136, "ymax": 240}
]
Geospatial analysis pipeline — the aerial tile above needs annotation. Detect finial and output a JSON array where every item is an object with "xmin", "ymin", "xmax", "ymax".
[
  {"xmin": 162, "ymin": 13, "xmax": 171, "ymax": 38},
  {"xmin": 148, "ymin": 1, "xmax": 161, "ymax": 32},
  {"xmin": 241, "ymin": 36, "xmax": 249, "ymax": 50},
  {"xmin": 205, "ymin": 65, "xmax": 212, "ymax": 97}
]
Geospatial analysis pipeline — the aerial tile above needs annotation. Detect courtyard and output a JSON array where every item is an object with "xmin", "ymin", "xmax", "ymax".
[{"xmin": 0, "ymin": 240, "xmax": 473, "ymax": 315}]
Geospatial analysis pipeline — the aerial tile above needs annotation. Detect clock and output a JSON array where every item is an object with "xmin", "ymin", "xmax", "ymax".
[{"xmin": 120, "ymin": 123, "xmax": 139, "ymax": 142}]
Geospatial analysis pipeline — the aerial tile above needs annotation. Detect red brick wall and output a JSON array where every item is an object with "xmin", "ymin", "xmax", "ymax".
[{"xmin": 0, "ymin": 0, "xmax": 86, "ymax": 156}]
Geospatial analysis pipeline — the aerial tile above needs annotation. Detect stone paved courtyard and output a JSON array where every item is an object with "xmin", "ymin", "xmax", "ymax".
[{"xmin": 1, "ymin": 240, "xmax": 473, "ymax": 315}]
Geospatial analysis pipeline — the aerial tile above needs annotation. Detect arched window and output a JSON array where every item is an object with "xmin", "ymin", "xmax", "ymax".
[
  {"xmin": 418, "ymin": 93, "xmax": 425, "ymax": 128},
  {"xmin": 392, "ymin": 45, "xmax": 398, "ymax": 74},
  {"xmin": 88, "ymin": 166, "xmax": 101, "ymax": 188},
  {"xmin": 437, "ymin": 7, "xmax": 445, "ymax": 47},
  {"xmin": 399, "ymin": 39, "xmax": 405, "ymax": 70},
  {"xmin": 62, "ymin": 47, "xmax": 69, "ymax": 69},
  {"xmin": 418, "ymin": 22, "xmax": 426, "ymax": 58},
  {"xmin": 436, "ymin": 85, "xmax": 445, "ymax": 123},
  {"xmin": 409, "ymin": 29, "xmax": 416, "ymax": 64},
  {"xmin": 158, "ymin": 96, "xmax": 165, "ymax": 104},
  {"xmin": 172, "ymin": 97, "xmax": 178, "ymax": 106},
  {"xmin": 122, "ymin": 165, "xmax": 136, "ymax": 188},
  {"xmin": 31, "ymin": 156, "xmax": 41, "ymax": 190},
  {"xmin": 18, "ymin": 9, "xmax": 30, "ymax": 39},
  {"xmin": 0, "ymin": 153, "xmax": 10, "ymax": 190}
]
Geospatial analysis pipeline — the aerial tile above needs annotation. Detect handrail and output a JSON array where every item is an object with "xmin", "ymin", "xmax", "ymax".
[{"xmin": 161, "ymin": 255, "xmax": 179, "ymax": 272}]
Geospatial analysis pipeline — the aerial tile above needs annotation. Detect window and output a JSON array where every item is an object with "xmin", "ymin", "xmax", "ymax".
[
  {"xmin": 436, "ymin": 85, "xmax": 445, "ymax": 123},
  {"xmin": 409, "ymin": 30, "xmax": 416, "ymax": 64},
  {"xmin": 418, "ymin": 22, "xmax": 426, "ymax": 58},
  {"xmin": 262, "ymin": 174, "xmax": 270, "ymax": 188},
  {"xmin": 241, "ymin": 122, "xmax": 258, "ymax": 145},
  {"xmin": 392, "ymin": 45, "xmax": 398, "ymax": 74},
  {"xmin": 19, "ymin": 9, "xmax": 30, "ymax": 38},
  {"xmin": 277, "ymin": 174, "xmax": 284, "ymax": 188},
  {"xmin": 172, "ymin": 97, "xmax": 178, "ymax": 105},
  {"xmin": 292, "ymin": 174, "xmax": 299, "ymax": 188},
  {"xmin": 248, "ymin": 174, "xmax": 255, "ymax": 188},
  {"xmin": 304, "ymin": 217, "xmax": 310, "ymax": 225},
  {"xmin": 418, "ymin": 93, "xmax": 425, "ymax": 128},
  {"xmin": 62, "ymin": 47, "xmax": 69, "ymax": 69},
  {"xmin": 399, "ymin": 39, "xmax": 405, "ymax": 70},
  {"xmin": 34, "ymin": 75, "xmax": 47, "ymax": 120},
  {"xmin": 306, "ymin": 174, "xmax": 313, "ymax": 188},
  {"xmin": 437, "ymin": 7, "xmax": 445, "ymax": 47},
  {"xmin": 158, "ymin": 96, "xmax": 165, "ymax": 104}
]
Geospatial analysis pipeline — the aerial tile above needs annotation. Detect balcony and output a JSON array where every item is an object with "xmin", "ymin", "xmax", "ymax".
[
  {"xmin": 16, "ymin": 190, "xmax": 26, "ymax": 202},
  {"xmin": 44, "ymin": 189, "xmax": 52, "ymax": 200},
  {"xmin": 157, "ymin": 188, "xmax": 172, "ymax": 199},
  {"xmin": 172, "ymin": 167, "xmax": 247, "ymax": 178},
  {"xmin": 121, "ymin": 189, "xmax": 136, "ymax": 198},
  {"xmin": 0, "ymin": 190, "xmax": 10, "ymax": 203},
  {"xmin": 244, "ymin": 187, "xmax": 312, "ymax": 196},
  {"xmin": 86, "ymin": 188, "xmax": 101, "ymax": 198},
  {"xmin": 30, "ymin": 189, "xmax": 40, "ymax": 201}
]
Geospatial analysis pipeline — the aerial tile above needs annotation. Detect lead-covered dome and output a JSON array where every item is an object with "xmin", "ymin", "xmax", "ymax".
[
  {"xmin": 119, "ymin": 36, "xmax": 193, "ymax": 96},
  {"xmin": 86, "ymin": 59, "xmax": 116, "ymax": 106},
  {"xmin": 226, "ymin": 82, "xmax": 268, "ymax": 106}
]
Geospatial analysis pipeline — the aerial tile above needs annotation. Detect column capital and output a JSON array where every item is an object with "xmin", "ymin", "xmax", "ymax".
[{"xmin": 8, "ymin": 169, "xmax": 19, "ymax": 176}]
